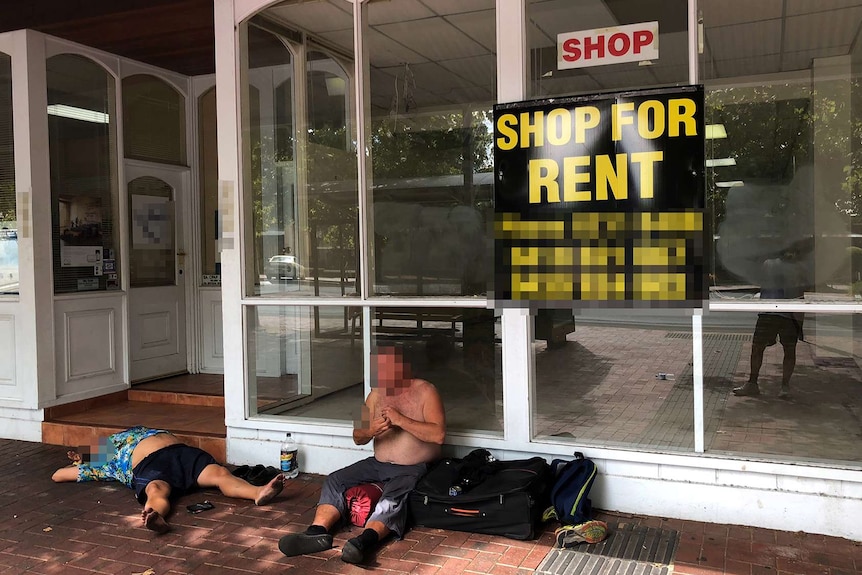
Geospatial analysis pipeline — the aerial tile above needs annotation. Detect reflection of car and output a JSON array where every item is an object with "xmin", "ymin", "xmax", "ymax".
[{"xmin": 267, "ymin": 255, "xmax": 301, "ymax": 281}]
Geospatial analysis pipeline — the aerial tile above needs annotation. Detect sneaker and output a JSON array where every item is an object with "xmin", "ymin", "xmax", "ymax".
[
  {"xmin": 554, "ymin": 520, "xmax": 609, "ymax": 547},
  {"xmin": 732, "ymin": 381, "xmax": 760, "ymax": 397},
  {"xmin": 277, "ymin": 532, "xmax": 333, "ymax": 557},
  {"xmin": 341, "ymin": 538, "xmax": 367, "ymax": 564},
  {"xmin": 778, "ymin": 385, "xmax": 791, "ymax": 399}
]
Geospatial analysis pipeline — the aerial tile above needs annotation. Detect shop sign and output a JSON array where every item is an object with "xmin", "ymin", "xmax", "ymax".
[
  {"xmin": 558, "ymin": 21, "xmax": 658, "ymax": 69},
  {"xmin": 493, "ymin": 85, "xmax": 706, "ymax": 309}
]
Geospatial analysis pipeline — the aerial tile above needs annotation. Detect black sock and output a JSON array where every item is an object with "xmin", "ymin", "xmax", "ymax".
[
  {"xmin": 355, "ymin": 528, "xmax": 379, "ymax": 549},
  {"xmin": 305, "ymin": 524, "xmax": 328, "ymax": 536}
]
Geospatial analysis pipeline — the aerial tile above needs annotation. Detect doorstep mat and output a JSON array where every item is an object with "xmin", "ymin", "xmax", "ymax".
[{"xmin": 535, "ymin": 522, "xmax": 679, "ymax": 575}]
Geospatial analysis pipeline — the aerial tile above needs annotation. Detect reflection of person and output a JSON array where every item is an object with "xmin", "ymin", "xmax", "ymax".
[
  {"xmin": 733, "ymin": 254, "xmax": 806, "ymax": 399},
  {"xmin": 51, "ymin": 426, "xmax": 285, "ymax": 534},
  {"xmin": 278, "ymin": 345, "xmax": 446, "ymax": 564}
]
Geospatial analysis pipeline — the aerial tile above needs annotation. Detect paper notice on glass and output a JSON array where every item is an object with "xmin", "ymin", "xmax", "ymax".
[
  {"xmin": 61, "ymin": 245, "xmax": 103, "ymax": 268},
  {"xmin": 132, "ymin": 194, "xmax": 173, "ymax": 250},
  {"xmin": 59, "ymin": 196, "xmax": 103, "ymax": 267}
]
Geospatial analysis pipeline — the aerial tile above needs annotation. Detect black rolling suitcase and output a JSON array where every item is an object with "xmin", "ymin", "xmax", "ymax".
[{"xmin": 407, "ymin": 452, "xmax": 552, "ymax": 540}]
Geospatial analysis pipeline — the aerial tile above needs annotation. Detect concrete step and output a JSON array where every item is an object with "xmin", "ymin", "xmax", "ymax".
[{"xmin": 42, "ymin": 389, "xmax": 227, "ymax": 462}]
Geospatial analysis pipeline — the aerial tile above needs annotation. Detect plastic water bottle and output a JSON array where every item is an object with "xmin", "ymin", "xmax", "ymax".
[{"xmin": 280, "ymin": 433, "xmax": 299, "ymax": 479}]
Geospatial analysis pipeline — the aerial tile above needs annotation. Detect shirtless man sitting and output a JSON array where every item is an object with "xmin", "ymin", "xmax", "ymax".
[
  {"xmin": 52, "ymin": 425, "xmax": 285, "ymax": 534},
  {"xmin": 278, "ymin": 344, "xmax": 446, "ymax": 564}
]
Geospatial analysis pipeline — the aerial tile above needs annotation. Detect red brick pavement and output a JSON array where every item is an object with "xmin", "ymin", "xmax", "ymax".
[{"xmin": 1, "ymin": 439, "xmax": 860, "ymax": 574}]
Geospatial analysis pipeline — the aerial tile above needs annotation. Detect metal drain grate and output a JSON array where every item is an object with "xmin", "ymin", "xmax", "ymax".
[
  {"xmin": 665, "ymin": 332, "xmax": 751, "ymax": 342},
  {"xmin": 536, "ymin": 522, "xmax": 679, "ymax": 575}
]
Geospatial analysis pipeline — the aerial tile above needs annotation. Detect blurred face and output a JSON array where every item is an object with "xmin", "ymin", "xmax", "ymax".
[
  {"xmin": 373, "ymin": 347, "xmax": 412, "ymax": 396},
  {"xmin": 78, "ymin": 437, "xmax": 115, "ymax": 465}
]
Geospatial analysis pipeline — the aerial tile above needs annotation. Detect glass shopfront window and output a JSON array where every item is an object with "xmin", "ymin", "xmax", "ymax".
[
  {"xmin": 367, "ymin": 306, "xmax": 501, "ymax": 434},
  {"xmin": 366, "ymin": 0, "xmax": 495, "ymax": 297},
  {"xmin": 527, "ymin": 0, "xmax": 689, "ymax": 99},
  {"xmin": 0, "ymin": 52, "xmax": 15, "ymax": 295},
  {"xmin": 703, "ymin": 1, "xmax": 862, "ymax": 303},
  {"xmin": 243, "ymin": 5, "xmax": 358, "ymax": 299},
  {"xmin": 703, "ymin": 311, "xmax": 862, "ymax": 465},
  {"xmin": 47, "ymin": 54, "xmax": 119, "ymax": 294},
  {"xmin": 532, "ymin": 309, "xmax": 694, "ymax": 450},
  {"xmin": 248, "ymin": 303, "xmax": 500, "ymax": 433},
  {"xmin": 527, "ymin": 0, "xmax": 696, "ymax": 450},
  {"xmin": 701, "ymin": 0, "xmax": 862, "ymax": 466},
  {"xmin": 248, "ymin": 304, "xmax": 363, "ymax": 420}
]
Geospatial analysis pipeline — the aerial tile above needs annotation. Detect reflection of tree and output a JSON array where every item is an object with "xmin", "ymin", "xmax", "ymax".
[
  {"xmin": 708, "ymin": 82, "xmax": 860, "ymax": 286},
  {"xmin": 707, "ymin": 83, "xmax": 860, "ymax": 224},
  {"xmin": 249, "ymin": 109, "xmax": 495, "ymax": 288},
  {"xmin": 369, "ymin": 110, "xmax": 494, "ymax": 294},
  {"xmin": 307, "ymin": 126, "xmax": 358, "ymax": 281},
  {"xmin": 371, "ymin": 110, "xmax": 493, "ymax": 179}
]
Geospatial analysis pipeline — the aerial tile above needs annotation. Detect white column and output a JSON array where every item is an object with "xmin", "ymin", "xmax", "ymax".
[
  {"xmin": 21, "ymin": 31, "xmax": 56, "ymax": 407},
  {"xmin": 214, "ymin": 0, "xmax": 247, "ymax": 431},
  {"xmin": 496, "ymin": 1, "xmax": 531, "ymax": 446}
]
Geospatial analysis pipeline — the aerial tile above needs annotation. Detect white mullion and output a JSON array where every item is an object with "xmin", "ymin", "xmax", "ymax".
[
  {"xmin": 355, "ymin": 0, "xmax": 370, "ymax": 303},
  {"xmin": 688, "ymin": 0, "xmax": 699, "ymax": 85},
  {"xmin": 496, "ymin": 0, "xmax": 530, "ymax": 445},
  {"xmin": 693, "ymin": 310, "xmax": 704, "ymax": 452}
]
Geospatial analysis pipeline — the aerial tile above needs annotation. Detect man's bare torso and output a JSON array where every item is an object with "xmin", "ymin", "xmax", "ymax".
[{"xmin": 372, "ymin": 379, "xmax": 441, "ymax": 466}]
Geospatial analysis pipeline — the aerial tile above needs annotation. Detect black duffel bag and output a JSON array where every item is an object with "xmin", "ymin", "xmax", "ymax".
[{"xmin": 407, "ymin": 450, "xmax": 552, "ymax": 540}]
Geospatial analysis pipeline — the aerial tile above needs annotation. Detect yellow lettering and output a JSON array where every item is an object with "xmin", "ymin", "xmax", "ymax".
[
  {"xmin": 546, "ymin": 109, "xmax": 571, "ymax": 146},
  {"xmin": 529, "ymin": 159, "xmax": 560, "ymax": 203},
  {"xmin": 637, "ymin": 100, "xmax": 665, "ymax": 139},
  {"xmin": 596, "ymin": 154, "xmax": 628, "ymax": 200},
  {"xmin": 631, "ymin": 151, "xmax": 663, "ymax": 198},
  {"xmin": 668, "ymin": 98, "xmax": 697, "ymax": 137},
  {"xmin": 574, "ymin": 106, "xmax": 600, "ymax": 144},
  {"xmin": 562, "ymin": 156, "xmax": 591, "ymax": 202},
  {"xmin": 611, "ymin": 102, "xmax": 635, "ymax": 141},
  {"xmin": 496, "ymin": 113, "xmax": 518, "ymax": 150},
  {"xmin": 520, "ymin": 111, "xmax": 544, "ymax": 148}
]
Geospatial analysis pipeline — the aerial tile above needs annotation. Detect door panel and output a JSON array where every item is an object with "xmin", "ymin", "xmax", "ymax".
[{"xmin": 127, "ymin": 164, "xmax": 188, "ymax": 382}]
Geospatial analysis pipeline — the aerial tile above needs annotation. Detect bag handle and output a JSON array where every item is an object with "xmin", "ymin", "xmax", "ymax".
[{"xmin": 445, "ymin": 507, "xmax": 486, "ymax": 518}]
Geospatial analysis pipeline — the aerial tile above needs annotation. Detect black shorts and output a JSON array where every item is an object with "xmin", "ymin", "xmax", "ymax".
[
  {"xmin": 131, "ymin": 443, "xmax": 217, "ymax": 504},
  {"xmin": 753, "ymin": 313, "xmax": 803, "ymax": 347}
]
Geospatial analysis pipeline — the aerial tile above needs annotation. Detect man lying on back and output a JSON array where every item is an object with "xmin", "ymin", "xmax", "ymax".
[{"xmin": 52, "ymin": 425, "xmax": 285, "ymax": 533}]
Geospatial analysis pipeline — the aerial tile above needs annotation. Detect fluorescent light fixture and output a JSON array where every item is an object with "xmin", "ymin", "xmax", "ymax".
[
  {"xmin": 324, "ymin": 76, "xmax": 346, "ymax": 96},
  {"xmin": 715, "ymin": 180, "xmax": 744, "ymax": 188},
  {"xmin": 706, "ymin": 157, "xmax": 737, "ymax": 167},
  {"xmin": 705, "ymin": 124, "xmax": 727, "ymax": 139},
  {"xmin": 47, "ymin": 104, "xmax": 110, "ymax": 124}
]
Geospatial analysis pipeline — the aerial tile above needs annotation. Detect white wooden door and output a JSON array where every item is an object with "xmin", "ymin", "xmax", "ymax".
[{"xmin": 126, "ymin": 163, "xmax": 188, "ymax": 382}]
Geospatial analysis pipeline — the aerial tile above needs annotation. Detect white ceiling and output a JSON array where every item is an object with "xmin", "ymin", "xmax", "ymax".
[{"xmin": 261, "ymin": 0, "xmax": 862, "ymax": 114}]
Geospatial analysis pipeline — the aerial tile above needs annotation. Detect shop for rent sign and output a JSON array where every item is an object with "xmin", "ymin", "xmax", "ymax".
[{"xmin": 493, "ymin": 86, "xmax": 706, "ymax": 309}]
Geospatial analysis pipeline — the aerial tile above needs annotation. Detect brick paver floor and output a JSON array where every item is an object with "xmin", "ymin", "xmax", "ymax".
[{"xmin": 1, "ymin": 439, "xmax": 860, "ymax": 574}]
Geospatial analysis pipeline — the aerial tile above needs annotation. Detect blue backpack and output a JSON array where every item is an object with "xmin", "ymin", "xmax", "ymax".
[{"xmin": 542, "ymin": 452, "xmax": 597, "ymax": 526}]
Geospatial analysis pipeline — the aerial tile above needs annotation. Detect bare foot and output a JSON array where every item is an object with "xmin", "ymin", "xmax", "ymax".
[
  {"xmin": 142, "ymin": 507, "xmax": 170, "ymax": 534},
  {"xmin": 255, "ymin": 473, "xmax": 285, "ymax": 506}
]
